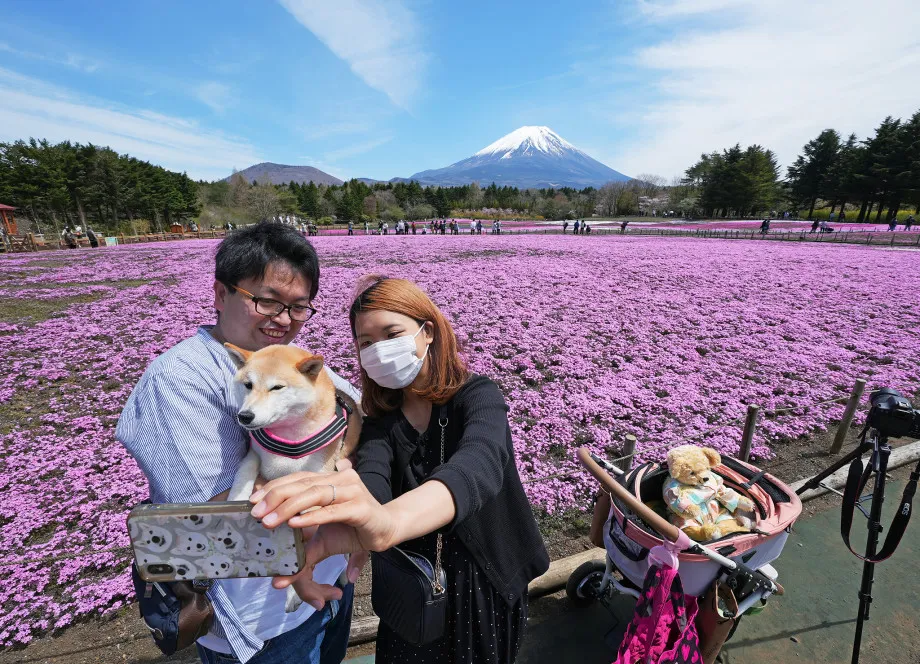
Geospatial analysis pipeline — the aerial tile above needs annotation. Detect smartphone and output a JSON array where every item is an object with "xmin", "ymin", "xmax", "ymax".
[{"xmin": 127, "ymin": 501, "xmax": 305, "ymax": 582}]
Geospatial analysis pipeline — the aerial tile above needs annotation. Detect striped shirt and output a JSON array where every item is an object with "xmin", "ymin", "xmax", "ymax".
[{"xmin": 116, "ymin": 326, "xmax": 360, "ymax": 662}]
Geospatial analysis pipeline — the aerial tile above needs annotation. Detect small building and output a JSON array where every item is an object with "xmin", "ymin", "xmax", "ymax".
[{"xmin": 0, "ymin": 204, "xmax": 16, "ymax": 235}]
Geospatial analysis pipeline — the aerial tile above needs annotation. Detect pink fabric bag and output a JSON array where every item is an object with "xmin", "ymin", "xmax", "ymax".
[{"xmin": 614, "ymin": 539, "xmax": 704, "ymax": 664}]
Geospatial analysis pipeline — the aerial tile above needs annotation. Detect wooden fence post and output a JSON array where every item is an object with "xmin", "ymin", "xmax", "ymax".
[
  {"xmin": 830, "ymin": 379, "xmax": 866, "ymax": 454},
  {"xmin": 618, "ymin": 434, "xmax": 637, "ymax": 473},
  {"xmin": 739, "ymin": 405, "xmax": 760, "ymax": 462},
  {"xmin": 28, "ymin": 233, "xmax": 37, "ymax": 251}
]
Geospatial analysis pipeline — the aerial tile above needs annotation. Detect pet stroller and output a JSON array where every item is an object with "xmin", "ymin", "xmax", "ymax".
[{"xmin": 568, "ymin": 448, "xmax": 802, "ymax": 661}]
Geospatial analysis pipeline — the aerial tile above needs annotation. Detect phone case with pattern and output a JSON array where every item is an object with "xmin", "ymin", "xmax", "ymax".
[{"xmin": 127, "ymin": 501, "xmax": 305, "ymax": 582}]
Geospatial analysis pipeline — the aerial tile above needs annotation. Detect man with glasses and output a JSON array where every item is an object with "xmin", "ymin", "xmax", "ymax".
[{"xmin": 116, "ymin": 223, "xmax": 361, "ymax": 664}]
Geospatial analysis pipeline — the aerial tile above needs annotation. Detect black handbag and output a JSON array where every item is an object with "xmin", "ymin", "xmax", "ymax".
[{"xmin": 370, "ymin": 405, "xmax": 449, "ymax": 644}]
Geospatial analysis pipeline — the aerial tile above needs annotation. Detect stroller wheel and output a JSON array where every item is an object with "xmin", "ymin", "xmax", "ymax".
[{"xmin": 566, "ymin": 560, "xmax": 607, "ymax": 608}]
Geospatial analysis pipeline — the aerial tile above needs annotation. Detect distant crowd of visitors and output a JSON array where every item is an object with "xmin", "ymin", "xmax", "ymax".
[{"xmin": 561, "ymin": 219, "xmax": 593, "ymax": 234}]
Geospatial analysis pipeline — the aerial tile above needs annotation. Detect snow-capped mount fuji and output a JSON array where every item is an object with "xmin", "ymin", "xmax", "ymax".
[{"xmin": 407, "ymin": 126, "xmax": 630, "ymax": 189}]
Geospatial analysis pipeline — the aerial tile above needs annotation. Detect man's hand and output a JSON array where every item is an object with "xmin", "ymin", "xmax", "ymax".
[
  {"xmin": 271, "ymin": 556, "xmax": 343, "ymax": 611},
  {"xmin": 271, "ymin": 526, "xmax": 370, "ymax": 605}
]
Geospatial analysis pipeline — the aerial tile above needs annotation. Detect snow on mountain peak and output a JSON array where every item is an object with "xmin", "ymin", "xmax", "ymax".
[{"xmin": 474, "ymin": 126, "xmax": 581, "ymax": 158}]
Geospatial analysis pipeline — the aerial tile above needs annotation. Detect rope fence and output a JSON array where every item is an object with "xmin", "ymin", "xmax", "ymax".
[
  {"xmin": 521, "ymin": 381, "xmax": 860, "ymax": 486},
  {"xmin": 0, "ymin": 380, "xmax": 866, "ymax": 567}
]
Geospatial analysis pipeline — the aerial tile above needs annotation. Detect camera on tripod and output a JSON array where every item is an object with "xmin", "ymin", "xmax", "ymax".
[
  {"xmin": 866, "ymin": 387, "xmax": 920, "ymax": 439},
  {"xmin": 797, "ymin": 385, "xmax": 920, "ymax": 663}
]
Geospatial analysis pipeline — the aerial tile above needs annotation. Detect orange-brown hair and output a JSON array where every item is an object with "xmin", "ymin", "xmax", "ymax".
[{"xmin": 349, "ymin": 275, "xmax": 468, "ymax": 417}]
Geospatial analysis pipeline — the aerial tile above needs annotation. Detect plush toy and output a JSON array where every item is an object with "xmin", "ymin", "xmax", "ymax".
[{"xmin": 662, "ymin": 445, "xmax": 757, "ymax": 542}]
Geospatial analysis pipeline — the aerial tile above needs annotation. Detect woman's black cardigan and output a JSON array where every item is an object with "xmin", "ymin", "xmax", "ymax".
[{"xmin": 356, "ymin": 374, "xmax": 550, "ymax": 605}]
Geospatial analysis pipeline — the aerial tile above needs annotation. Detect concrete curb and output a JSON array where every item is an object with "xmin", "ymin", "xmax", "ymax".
[{"xmin": 347, "ymin": 439, "xmax": 920, "ymax": 646}]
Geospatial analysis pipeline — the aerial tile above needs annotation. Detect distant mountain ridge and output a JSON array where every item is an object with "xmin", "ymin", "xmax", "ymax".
[
  {"xmin": 226, "ymin": 162, "xmax": 343, "ymax": 186},
  {"xmin": 226, "ymin": 127, "xmax": 629, "ymax": 189},
  {"xmin": 407, "ymin": 126, "xmax": 630, "ymax": 188}
]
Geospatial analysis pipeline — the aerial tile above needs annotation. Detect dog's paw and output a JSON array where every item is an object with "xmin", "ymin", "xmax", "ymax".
[
  {"xmin": 227, "ymin": 481, "xmax": 255, "ymax": 502},
  {"xmin": 284, "ymin": 587, "xmax": 303, "ymax": 613}
]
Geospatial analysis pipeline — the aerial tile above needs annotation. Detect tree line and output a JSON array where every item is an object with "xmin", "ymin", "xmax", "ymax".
[
  {"xmin": 673, "ymin": 108, "xmax": 920, "ymax": 220},
  {"xmin": 198, "ymin": 172, "xmax": 669, "ymax": 226},
  {"xmin": 0, "ymin": 139, "xmax": 200, "ymax": 236},
  {"xmin": 785, "ymin": 111, "xmax": 920, "ymax": 222}
]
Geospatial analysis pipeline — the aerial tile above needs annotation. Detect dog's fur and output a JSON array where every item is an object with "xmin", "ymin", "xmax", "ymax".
[{"xmin": 224, "ymin": 343, "xmax": 361, "ymax": 611}]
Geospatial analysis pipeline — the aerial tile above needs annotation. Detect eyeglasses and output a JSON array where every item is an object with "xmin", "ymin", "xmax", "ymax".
[{"xmin": 231, "ymin": 285, "xmax": 317, "ymax": 322}]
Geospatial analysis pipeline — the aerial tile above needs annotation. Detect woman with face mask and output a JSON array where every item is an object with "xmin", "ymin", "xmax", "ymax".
[{"xmin": 250, "ymin": 275, "xmax": 549, "ymax": 664}]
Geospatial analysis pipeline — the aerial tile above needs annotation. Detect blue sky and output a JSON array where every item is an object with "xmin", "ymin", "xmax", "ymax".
[{"xmin": 1, "ymin": 0, "xmax": 918, "ymax": 182}]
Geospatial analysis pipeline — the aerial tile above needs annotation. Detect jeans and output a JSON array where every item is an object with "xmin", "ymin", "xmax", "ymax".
[{"xmin": 197, "ymin": 583, "xmax": 354, "ymax": 664}]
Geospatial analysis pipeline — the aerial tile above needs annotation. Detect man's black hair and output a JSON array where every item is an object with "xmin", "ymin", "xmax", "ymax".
[{"xmin": 215, "ymin": 222, "xmax": 320, "ymax": 299}]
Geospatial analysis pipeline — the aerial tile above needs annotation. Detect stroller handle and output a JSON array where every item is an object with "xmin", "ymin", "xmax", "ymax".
[{"xmin": 577, "ymin": 447, "xmax": 684, "ymax": 545}]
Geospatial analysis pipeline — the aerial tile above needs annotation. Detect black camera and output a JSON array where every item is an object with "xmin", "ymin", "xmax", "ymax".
[{"xmin": 867, "ymin": 388, "xmax": 920, "ymax": 439}]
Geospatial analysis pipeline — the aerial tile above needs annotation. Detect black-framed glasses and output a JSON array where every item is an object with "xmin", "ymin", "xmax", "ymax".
[{"xmin": 231, "ymin": 285, "xmax": 317, "ymax": 322}]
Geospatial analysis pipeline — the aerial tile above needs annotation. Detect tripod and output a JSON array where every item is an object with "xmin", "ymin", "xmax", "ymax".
[{"xmin": 795, "ymin": 428, "xmax": 893, "ymax": 664}]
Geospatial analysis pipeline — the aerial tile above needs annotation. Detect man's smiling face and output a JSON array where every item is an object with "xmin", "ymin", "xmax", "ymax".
[{"xmin": 213, "ymin": 261, "xmax": 312, "ymax": 351}]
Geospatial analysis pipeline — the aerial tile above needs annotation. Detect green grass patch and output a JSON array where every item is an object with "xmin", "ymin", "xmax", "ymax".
[
  {"xmin": 0, "ymin": 389, "xmax": 54, "ymax": 436},
  {"xmin": 0, "ymin": 278, "xmax": 151, "ymax": 292},
  {"xmin": 13, "ymin": 259, "xmax": 72, "ymax": 269},
  {"xmin": 0, "ymin": 292, "xmax": 107, "ymax": 325},
  {"xmin": 536, "ymin": 506, "xmax": 592, "ymax": 539}
]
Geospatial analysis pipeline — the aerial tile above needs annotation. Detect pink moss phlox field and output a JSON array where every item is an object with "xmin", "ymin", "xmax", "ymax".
[
  {"xmin": 2, "ymin": 235, "xmax": 920, "ymax": 645},
  {"xmin": 640, "ymin": 220, "xmax": 920, "ymax": 233}
]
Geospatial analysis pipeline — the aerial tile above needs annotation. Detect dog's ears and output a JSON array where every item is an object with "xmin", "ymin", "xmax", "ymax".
[
  {"xmin": 296, "ymin": 354, "xmax": 324, "ymax": 378},
  {"xmin": 224, "ymin": 343, "xmax": 252, "ymax": 369}
]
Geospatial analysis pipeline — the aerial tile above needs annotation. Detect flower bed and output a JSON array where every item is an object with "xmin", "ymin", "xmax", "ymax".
[
  {"xmin": 638, "ymin": 220, "xmax": 920, "ymax": 233},
  {"xmin": 1, "ymin": 234, "xmax": 919, "ymax": 645}
]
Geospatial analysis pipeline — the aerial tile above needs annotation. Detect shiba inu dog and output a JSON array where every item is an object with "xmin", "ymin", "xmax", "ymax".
[{"xmin": 223, "ymin": 343, "xmax": 361, "ymax": 611}]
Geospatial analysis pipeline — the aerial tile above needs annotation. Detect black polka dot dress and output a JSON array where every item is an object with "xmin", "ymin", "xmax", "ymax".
[{"xmin": 376, "ymin": 429, "xmax": 528, "ymax": 664}]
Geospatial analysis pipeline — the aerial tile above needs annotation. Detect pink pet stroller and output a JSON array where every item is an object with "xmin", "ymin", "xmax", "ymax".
[{"xmin": 568, "ymin": 448, "xmax": 802, "ymax": 662}]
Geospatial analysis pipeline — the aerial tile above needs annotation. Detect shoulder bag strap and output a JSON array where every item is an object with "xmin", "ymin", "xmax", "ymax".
[{"xmin": 434, "ymin": 404, "xmax": 449, "ymax": 593}]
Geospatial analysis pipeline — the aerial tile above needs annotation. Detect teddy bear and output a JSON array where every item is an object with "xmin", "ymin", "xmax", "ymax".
[{"xmin": 662, "ymin": 444, "xmax": 757, "ymax": 542}]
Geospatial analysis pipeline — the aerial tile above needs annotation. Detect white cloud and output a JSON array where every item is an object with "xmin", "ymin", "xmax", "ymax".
[
  {"xmin": 195, "ymin": 81, "xmax": 236, "ymax": 113},
  {"xmin": 0, "ymin": 41, "xmax": 101, "ymax": 73},
  {"xmin": 0, "ymin": 67, "xmax": 262, "ymax": 181},
  {"xmin": 612, "ymin": 0, "xmax": 920, "ymax": 178},
  {"xmin": 323, "ymin": 135, "xmax": 392, "ymax": 161},
  {"xmin": 279, "ymin": 0, "xmax": 427, "ymax": 110},
  {"xmin": 635, "ymin": 0, "xmax": 757, "ymax": 18},
  {"xmin": 294, "ymin": 156, "xmax": 348, "ymax": 181},
  {"xmin": 302, "ymin": 121, "xmax": 371, "ymax": 140}
]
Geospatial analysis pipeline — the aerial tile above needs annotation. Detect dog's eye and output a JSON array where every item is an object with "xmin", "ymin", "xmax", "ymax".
[
  {"xmin": 269, "ymin": 385, "xmax": 285, "ymax": 391},
  {"xmin": 243, "ymin": 382, "xmax": 253, "ymax": 390}
]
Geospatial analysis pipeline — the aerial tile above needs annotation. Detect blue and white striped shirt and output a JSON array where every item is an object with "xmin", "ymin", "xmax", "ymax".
[{"xmin": 116, "ymin": 326, "xmax": 360, "ymax": 661}]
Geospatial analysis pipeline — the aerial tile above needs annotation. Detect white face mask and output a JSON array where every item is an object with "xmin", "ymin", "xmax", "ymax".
[{"xmin": 359, "ymin": 324, "xmax": 429, "ymax": 389}]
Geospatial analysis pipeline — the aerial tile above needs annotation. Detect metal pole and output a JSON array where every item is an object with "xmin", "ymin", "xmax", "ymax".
[
  {"xmin": 739, "ymin": 405, "xmax": 760, "ymax": 462},
  {"xmin": 830, "ymin": 379, "xmax": 866, "ymax": 454}
]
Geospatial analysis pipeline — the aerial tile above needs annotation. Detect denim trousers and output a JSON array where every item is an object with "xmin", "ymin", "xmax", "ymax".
[{"xmin": 196, "ymin": 583, "xmax": 354, "ymax": 664}]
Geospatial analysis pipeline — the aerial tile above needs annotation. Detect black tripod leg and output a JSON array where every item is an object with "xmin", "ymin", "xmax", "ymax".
[
  {"xmin": 851, "ymin": 441, "xmax": 890, "ymax": 664},
  {"xmin": 796, "ymin": 442, "xmax": 871, "ymax": 496}
]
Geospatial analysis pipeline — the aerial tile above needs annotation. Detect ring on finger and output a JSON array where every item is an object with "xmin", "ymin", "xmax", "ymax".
[{"xmin": 326, "ymin": 484, "xmax": 337, "ymax": 506}]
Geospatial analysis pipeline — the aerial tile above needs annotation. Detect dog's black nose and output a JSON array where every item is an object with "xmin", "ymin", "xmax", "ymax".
[{"xmin": 237, "ymin": 411, "xmax": 255, "ymax": 425}]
